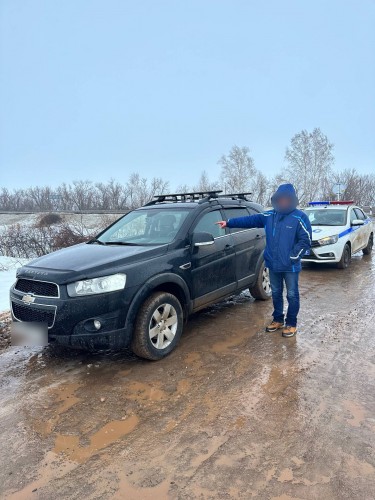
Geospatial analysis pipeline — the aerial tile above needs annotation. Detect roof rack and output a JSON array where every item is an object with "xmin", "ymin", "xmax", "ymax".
[
  {"xmin": 218, "ymin": 192, "xmax": 252, "ymax": 201},
  {"xmin": 145, "ymin": 191, "xmax": 223, "ymax": 205}
]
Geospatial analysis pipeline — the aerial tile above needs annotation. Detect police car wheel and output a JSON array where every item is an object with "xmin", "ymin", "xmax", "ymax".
[
  {"xmin": 363, "ymin": 234, "xmax": 373, "ymax": 255},
  {"xmin": 337, "ymin": 243, "xmax": 351, "ymax": 269}
]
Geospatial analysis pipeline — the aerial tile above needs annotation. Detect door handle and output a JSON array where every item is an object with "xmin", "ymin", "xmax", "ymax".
[
  {"xmin": 225, "ymin": 243, "xmax": 234, "ymax": 248},
  {"xmin": 255, "ymin": 234, "xmax": 261, "ymax": 239},
  {"xmin": 179, "ymin": 262, "xmax": 191, "ymax": 270}
]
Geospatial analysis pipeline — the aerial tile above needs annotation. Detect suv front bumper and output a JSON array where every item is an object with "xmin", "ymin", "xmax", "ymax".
[
  {"xmin": 9, "ymin": 284, "xmax": 136, "ymax": 349},
  {"xmin": 302, "ymin": 245, "xmax": 341, "ymax": 263}
]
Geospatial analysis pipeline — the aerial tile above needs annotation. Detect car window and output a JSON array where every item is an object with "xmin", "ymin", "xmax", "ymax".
[
  {"xmin": 304, "ymin": 209, "xmax": 347, "ymax": 226},
  {"xmin": 354, "ymin": 208, "xmax": 366, "ymax": 220},
  {"xmin": 98, "ymin": 208, "xmax": 190, "ymax": 245},
  {"xmin": 193, "ymin": 210, "xmax": 225, "ymax": 238},
  {"xmin": 350, "ymin": 209, "xmax": 358, "ymax": 223},
  {"xmin": 224, "ymin": 208, "xmax": 251, "ymax": 233}
]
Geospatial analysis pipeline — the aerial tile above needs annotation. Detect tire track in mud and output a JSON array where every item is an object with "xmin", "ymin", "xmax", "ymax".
[{"xmin": 0, "ymin": 256, "xmax": 375, "ymax": 499}]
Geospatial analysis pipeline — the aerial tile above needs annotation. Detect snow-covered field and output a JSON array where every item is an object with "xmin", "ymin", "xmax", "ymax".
[
  {"xmin": 0, "ymin": 212, "xmax": 122, "ymax": 313},
  {"xmin": 0, "ymin": 256, "xmax": 29, "ymax": 312}
]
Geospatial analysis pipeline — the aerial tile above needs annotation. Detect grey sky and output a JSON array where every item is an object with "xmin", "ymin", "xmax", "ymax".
[{"xmin": 1, "ymin": 0, "xmax": 374, "ymax": 190}]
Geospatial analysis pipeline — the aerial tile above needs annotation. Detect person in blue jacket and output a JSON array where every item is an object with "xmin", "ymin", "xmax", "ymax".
[{"xmin": 216, "ymin": 183, "xmax": 312, "ymax": 337}]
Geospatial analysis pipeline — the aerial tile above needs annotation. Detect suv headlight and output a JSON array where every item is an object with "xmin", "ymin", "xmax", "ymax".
[
  {"xmin": 318, "ymin": 235, "xmax": 339, "ymax": 246},
  {"xmin": 67, "ymin": 273, "xmax": 126, "ymax": 297}
]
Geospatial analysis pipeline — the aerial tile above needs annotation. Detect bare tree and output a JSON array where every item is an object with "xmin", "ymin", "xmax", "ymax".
[
  {"xmin": 106, "ymin": 178, "xmax": 128, "ymax": 209},
  {"xmin": 56, "ymin": 183, "xmax": 73, "ymax": 210},
  {"xmin": 326, "ymin": 169, "xmax": 375, "ymax": 206},
  {"xmin": 148, "ymin": 177, "xmax": 170, "ymax": 199},
  {"xmin": 219, "ymin": 145, "xmax": 256, "ymax": 193},
  {"xmin": 95, "ymin": 178, "xmax": 128, "ymax": 210},
  {"xmin": 193, "ymin": 170, "xmax": 221, "ymax": 192},
  {"xmin": 175, "ymin": 183, "xmax": 191, "ymax": 193},
  {"xmin": 0, "ymin": 188, "xmax": 14, "ymax": 210},
  {"xmin": 70, "ymin": 180, "xmax": 95, "ymax": 210},
  {"xmin": 125, "ymin": 173, "xmax": 169, "ymax": 209},
  {"xmin": 285, "ymin": 128, "xmax": 334, "ymax": 205},
  {"xmin": 264, "ymin": 173, "xmax": 290, "ymax": 206},
  {"xmin": 28, "ymin": 186, "xmax": 54, "ymax": 210},
  {"xmin": 251, "ymin": 171, "xmax": 269, "ymax": 205}
]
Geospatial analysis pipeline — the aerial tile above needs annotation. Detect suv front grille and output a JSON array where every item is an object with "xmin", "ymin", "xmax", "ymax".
[
  {"xmin": 15, "ymin": 278, "xmax": 59, "ymax": 297},
  {"xmin": 12, "ymin": 301, "xmax": 56, "ymax": 328}
]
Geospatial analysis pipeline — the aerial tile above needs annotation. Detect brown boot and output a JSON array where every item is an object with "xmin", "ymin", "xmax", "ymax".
[
  {"xmin": 266, "ymin": 321, "xmax": 284, "ymax": 332},
  {"xmin": 282, "ymin": 326, "xmax": 297, "ymax": 337}
]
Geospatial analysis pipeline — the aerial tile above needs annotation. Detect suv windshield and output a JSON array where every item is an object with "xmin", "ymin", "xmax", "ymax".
[
  {"xmin": 97, "ymin": 208, "xmax": 191, "ymax": 245},
  {"xmin": 304, "ymin": 209, "xmax": 347, "ymax": 226}
]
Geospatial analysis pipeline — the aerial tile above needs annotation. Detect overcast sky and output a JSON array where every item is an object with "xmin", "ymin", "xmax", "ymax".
[{"xmin": 1, "ymin": 0, "xmax": 374, "ymax": 190}]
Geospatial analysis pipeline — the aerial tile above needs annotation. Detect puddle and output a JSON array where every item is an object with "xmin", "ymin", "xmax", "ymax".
[
  {"xmin": 26, "ymin": 381, "xmax": 81, "ymax": 437},
  {"xmin": 190, "ymin": 434, "xmax": 228, "ymax": 468},
  {"xmin": 5, "ymin": 451, "xmax": 77, "ymax": 500},
  {"xmin": 114, "ymin": 473, "xmax": 170, "ymax": 500},
  {"xmin": 1, "ymin": 257, "xmax": 375, "ymax": 499},
  {"xmin": 126, "ymin": 381, "xmax": 167, "ymax": 401},
  {"xmin": 278, "ymin": 467, "xmax": 294, "ymax": 482},
  {"xmin": 54, "ymin": 415, "xmax": 139, "ymax": 463}
]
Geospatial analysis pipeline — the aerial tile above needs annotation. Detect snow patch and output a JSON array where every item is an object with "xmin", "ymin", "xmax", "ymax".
[{"xmin": 0, "ymin": 256, "xmax": 29, "ymax": 312}]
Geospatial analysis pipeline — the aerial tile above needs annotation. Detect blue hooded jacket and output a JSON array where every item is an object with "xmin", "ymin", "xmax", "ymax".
[{"xmin": 227, "ymin": 184, "xmax": 312, "ymax": 272}]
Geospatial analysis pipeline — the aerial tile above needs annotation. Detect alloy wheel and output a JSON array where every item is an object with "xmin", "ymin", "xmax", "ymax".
[
  {"xmin": 262, "ymin": 267, "xmax": 271, "ymax": 295},
  {"xmin": 149, "ymin": 303, "xmax": 178, "ymax": 350}
]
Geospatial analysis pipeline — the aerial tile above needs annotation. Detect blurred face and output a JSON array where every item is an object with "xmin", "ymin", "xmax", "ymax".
[{"xmin": 278, "ymin": 197, "xmax": 291, "ymax": 208}]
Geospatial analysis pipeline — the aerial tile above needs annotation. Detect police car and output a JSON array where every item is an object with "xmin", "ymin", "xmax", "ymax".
[{"xmin": 302, "ymin": 201, "xmax": 374, "ymax": 269}]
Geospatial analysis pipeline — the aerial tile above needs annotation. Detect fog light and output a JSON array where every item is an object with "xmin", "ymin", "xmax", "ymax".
[{"xmin": 94, "ymin": 320, "xmax": 102, "ymax": 330}]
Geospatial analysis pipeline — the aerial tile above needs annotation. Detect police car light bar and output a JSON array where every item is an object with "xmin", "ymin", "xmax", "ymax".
[{"xmin": 308, "ymin": 201, "xmax": 354, "ymax": 206}]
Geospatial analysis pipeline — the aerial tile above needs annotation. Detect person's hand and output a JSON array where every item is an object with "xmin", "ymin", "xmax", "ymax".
[{"xmin": 215, "ymin": 220, "xmax": 227, "ymax": 229}]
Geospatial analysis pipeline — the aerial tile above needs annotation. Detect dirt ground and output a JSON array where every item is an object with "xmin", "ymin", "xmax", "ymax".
[
  {"xmin": 0, "ymin": 254, "xmax": 374, "ymax": 500},
  {"xmin": 0, "ymin": 312, "xmax": 12, "ymax": 350}
]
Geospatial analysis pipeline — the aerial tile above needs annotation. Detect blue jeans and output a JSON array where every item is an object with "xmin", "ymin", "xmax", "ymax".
[{"xmin": 269, "ymin": 270, "xmax": 300, "ymax": 327}]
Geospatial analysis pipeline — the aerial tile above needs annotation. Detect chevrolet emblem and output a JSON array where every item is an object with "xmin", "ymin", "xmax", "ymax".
[{"xmin": 22, "ymin": 294, "xmax": 35, "ymax": 304}]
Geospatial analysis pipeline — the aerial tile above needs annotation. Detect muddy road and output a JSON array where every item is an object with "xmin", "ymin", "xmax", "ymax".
[{"xmin": 1, "ymin": 254, "xmax": 374, "ymax": 500}]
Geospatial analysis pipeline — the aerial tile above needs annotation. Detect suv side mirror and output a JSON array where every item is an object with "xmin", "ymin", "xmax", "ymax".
[
  {"xmin": 351, "ymin": 219, "xmax": 364, "ymax": 226},
  {"xmin": 192, "ymin": 232, "xmax": 215, "ymax": 247}
]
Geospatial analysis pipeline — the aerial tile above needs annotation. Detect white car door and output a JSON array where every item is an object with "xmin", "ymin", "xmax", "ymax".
[
  {"xmin": 354, "ymin": 208, "xmax": 371, "ymax": 249},
  {"xmin": 349, "ymin": 208, "xmax": 363, "ymax": 253}
]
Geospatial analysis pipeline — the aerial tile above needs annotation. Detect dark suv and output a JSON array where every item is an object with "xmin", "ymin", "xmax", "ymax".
[{"xmin": 10, "ymin": 191, "xmax": 271, "ymax": 359}]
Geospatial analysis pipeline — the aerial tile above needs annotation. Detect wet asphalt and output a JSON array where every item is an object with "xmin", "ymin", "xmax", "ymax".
[{"xmin": 0, "ymin": 253, "xmax": 374, "ymax": 499}]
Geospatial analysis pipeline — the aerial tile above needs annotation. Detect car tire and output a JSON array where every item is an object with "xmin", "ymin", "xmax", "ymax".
[
  {"xmin": 337, "ymin": 243, "xmax": 351, "ymax": 269},
  {"xmin": 363, "ymin": 234, "xmax": 373, "ymax": 255},
  {"xmin": 249, "ymin": 261, "xmax": 272, "ymax": 300},
  {"xmin": 131, "ymin": 291, "xmax": 183, "ymax": 360}
]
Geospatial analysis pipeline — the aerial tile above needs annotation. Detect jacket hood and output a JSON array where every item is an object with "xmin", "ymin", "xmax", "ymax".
[{"xmin": 271, "ymin": 184, "xmax": 299, "ymax": 214}]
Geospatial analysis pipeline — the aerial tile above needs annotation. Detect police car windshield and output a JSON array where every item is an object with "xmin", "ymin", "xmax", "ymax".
[{"xmin": 304, "ymin": 209, "xmax": 347, "ymax": 226}]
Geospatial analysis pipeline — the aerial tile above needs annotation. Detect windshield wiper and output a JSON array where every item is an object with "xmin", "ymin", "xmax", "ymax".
[
  {"xmin": 104, "ymin": 241, "xmax": 140, "ymax": 246},
  {"xmin": 88, "ymin": 238, "xmax": 105, "ymax": 245}
]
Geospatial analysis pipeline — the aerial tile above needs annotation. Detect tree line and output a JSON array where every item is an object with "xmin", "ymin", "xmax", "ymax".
[{"xmin": 1, "ymin": 127, "xmax": 374, "ymax": 211}]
